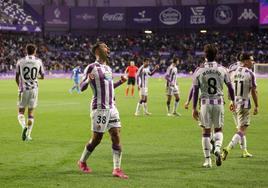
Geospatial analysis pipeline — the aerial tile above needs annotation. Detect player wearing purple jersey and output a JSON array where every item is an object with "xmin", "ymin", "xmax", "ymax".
[
  {"xmin": 165, "ymin": 58, "xmax": 181, "ymax": 116},
  {"xmin": 192, "ymin": 44, "xmax": 235, "ymax": 168},
  {"xmin": 222, "ymin": 53, "xmax": 258, "ymax": 160},
  {"xmin": 16, "ymin": 44, "xmax": 44, "ymax": 141},
  {"xmin": 135, "ymin": 58, "xmax": 159, "ymax": 116},
  {"xmin": 77, "ymin": 42, "xmax": 128, "ymax": 179}
]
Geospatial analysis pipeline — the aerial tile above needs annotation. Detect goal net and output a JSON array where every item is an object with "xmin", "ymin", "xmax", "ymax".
[{"xmin": 254, "ymin": 63, "xmax": 268, "ymax": 75}]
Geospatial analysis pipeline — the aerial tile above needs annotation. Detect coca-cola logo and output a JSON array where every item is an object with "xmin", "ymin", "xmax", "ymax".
[
  {"xmin": 102, "ymin": 13, "xmax": 124, "ymax": 22},
  {"xmin": 159, "ymin": 7, "xmax": 181, "ymax": 25}
]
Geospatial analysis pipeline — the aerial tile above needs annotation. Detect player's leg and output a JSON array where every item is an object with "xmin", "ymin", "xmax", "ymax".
[
  {"xmin": 172, "ymin": 93, "xmax": 181, "ymax": 116},
  {"xmin": 18, "ymin": 90, "xmax": 30, "ymax": 141},
  {"xmin": 109, "ymin": 128, "xmax": 128, "ymax": 179},
  {"xmin": 202, "ymin": 128, "xmax": 212, "ymax": 168},
  {"xmin": 200, "ymin": 104, "xmax": 212, "ymax": 167},
  {"xmin": 131, "ymin": 79, "xmax": 135, "ymax": 96},
  {"xmin": 125, "ymin": 85, "xmax": 129, "ymax": 96},
  {"xmin": 18, "ymin": 108, "xmax": 26, "ymax": 129},
  {"xmin": 25, "ymin": 108, "xmax": 34, "ymax": 141},
  {"xmin": 212, "ymin": 105, "xmax": 224, "ymax": 166},
  {"xmin": 108, "ymin": 108, "xmax": 128, "ymax": 179},
  {"xmin": 25, "ymin": 88, "xmax": 39, "ymax": 141},
  {"xmin": 166, "ymin": 94, "xmax": 172, "ymax": 116},
  {"xmin": 78, "ymin": 132, "xmax": 104, "ymax": 173},
  {"xmin": 143, "ymin": 96, "xmax": 151, "ymax": 115},
  {"xmin": 75, "ymin": 79, "xmax": 81, "ymax": 93},
  {"xmin": 18, "ymin": 91, "xmax": 26, "ymax": 129},
  {"xmin": 135, "ymin": 89, "xmax": 144, "ymax": 116}
]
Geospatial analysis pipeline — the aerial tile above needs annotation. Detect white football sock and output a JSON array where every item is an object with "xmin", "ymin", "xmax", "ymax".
[
  {"xmin": 80, "ymin": 146, "xmax": 92, "ymax": 163},
  {"xmin": 214, "ymin": 132, "xmax": 223, "ymax": 153},
  {"xmin": 173, "ymin": 101, "xmax": 179, "ymax": 113},
  {"xmin": 27, "ymin": 118, "xmax": 34, "ymax": 137},
  {"xmin": 202, "ymin": 137, "xmax": 211, "ymax": 158},
  {"xmin": 18, "ymin": 114, "xmax": 26, "ymax": 129},
  {"xmin": 228, "ymin": 132, "xmax": 242, "ymax": 150},
  {"xmin": 135, "ymin": 103, "xmax": 141, "ymax": 114},
  {"xmin": 143, "ymin": 103, "xmax": 148, "ymax": 112},
  {"xmin": 113, "ymin": 149, "xmax": 122, "ymax": 169},
  {"xmin": 240, "ymin": 135, "xmax": 247, "ymax": 151}
]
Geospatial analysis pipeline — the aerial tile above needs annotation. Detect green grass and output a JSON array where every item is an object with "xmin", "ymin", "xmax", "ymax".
[{"xmin": 0, "ymin": 77, "xmax": 268, "ymax": 188}]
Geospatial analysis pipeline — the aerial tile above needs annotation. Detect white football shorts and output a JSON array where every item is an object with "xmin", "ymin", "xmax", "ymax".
[
  {"xmin": 199, "ymin": 104, "xmax": 224, "ymax": 129},
  {"xmin": 139, "ymin": 87, "xmax": 148, "ymax": 96},
  {"xmin": 90, "ymin": 107, "xmax": 121, "ymax": 133},
  {"xmin": 18, "ymin": 88, "xmax": 38, "ymax": 109},
  {"xmin": 232, "ymin": 108, "xmax": 250, "ymax": 128},
  {"xmin": 166, "ymin": 85, "xmax": 179, "ymax": 96}
]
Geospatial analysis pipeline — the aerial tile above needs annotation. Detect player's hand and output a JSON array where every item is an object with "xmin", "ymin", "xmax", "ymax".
[
  {"xmin": 88, "ymin": 73, "xmax": 95, "ymax": 80},
  {"xmin": 155, "ymin": 65, "xmax": 160, "ymax": 69},
  {"xmin": 253, "ymin": 107, "xmax": 258, "ymax": 115},
  {"xmin": 229, "ymin": 102, "xmax": 236, "ymax": 112},
  {"xmin": 192, "ymin": 109, "xmax": 199, "ymax": 121},
  {"xmin": 184, "ymin": 102, "xmax": 189, "ymax": 110},
  {"xmin": 120, "ymin": 75, "xmax": 127, "ymax": 83}
]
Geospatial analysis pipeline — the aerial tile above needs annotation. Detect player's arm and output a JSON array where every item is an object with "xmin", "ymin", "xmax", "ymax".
[
  {"xmin": 114, "ymin": 76, "xmax": 127, "ymax": 89},
  {"xmin": 15, "ymin": 61, "xmax": 20, "ymax": 87},
  {"xmin": 192, "ymin": 68, "xmax": 200, "ymax": 120},
  {"xmin": 251, "ymin": 87, "xmax": 258, "ymax": 115},
  {"xmin": 184, "ymin": 86, "xmax": 193, "ymax": 109},
  {"xmin": 224, "ymin": 72, "xmax": 235, "ymax": 111},
  {"xmin": 124, "ymin": 67, "xmax": 128, "ymax": 74},
  {"xmin": 38, "ymin": 62, "xmax": 45, "ymax": 79},
  {"xmin": 80, "ymin": 65, "xmax": 94, "ymax": 92},
  {"xmin": 250, "ymin": 72, "xmax": 258, "ymax": 115},
  {"xmin": 149, "ymin": 65, "xmax": 159, "ymax": 76}
]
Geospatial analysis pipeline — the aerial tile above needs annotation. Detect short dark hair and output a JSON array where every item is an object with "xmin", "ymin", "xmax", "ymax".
[
  {"xmin": 143, "ymin": 58, "xmax": 150, "ymax": 62},
  {"xmin": 92, "ymin": 42, "xmax": 104, "ymax": 55},
  {"xmin": 173, "ymin": 57, "xmax": 179, "ymax": 63},
  {"xmin": 204, "ymin": 44, "xmax": 217, "ymax": 62},
  {"xmin": 240, "ymin": 52, "xmax": 253, "ymax": 62},
  {"xmin": 26, "ymin": 44, "xmax": 36, "ymax": 55}
]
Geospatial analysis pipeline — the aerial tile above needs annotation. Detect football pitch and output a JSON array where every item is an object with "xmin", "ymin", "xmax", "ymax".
[{"xmin": 0, "ymin": 77, "xmax": 268, "ymax": 188}]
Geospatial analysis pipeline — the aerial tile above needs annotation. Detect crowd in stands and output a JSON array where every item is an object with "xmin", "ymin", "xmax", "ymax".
[
  {"xmin": 0, "ymin": 31, "xmax": 268, "ymax": 74},
  {"xmin": 0, "ymin": 0, "xmax": 38, "ymax": 25}
]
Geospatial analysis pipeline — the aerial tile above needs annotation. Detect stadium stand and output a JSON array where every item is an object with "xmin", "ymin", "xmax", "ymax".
[
  {"xmin": 0, "ymin": 0, "xmax": 38, "ymax": 25},
  {"xmin": 0, "ymin": 31, "xmax": 268, "ymax": 74}
]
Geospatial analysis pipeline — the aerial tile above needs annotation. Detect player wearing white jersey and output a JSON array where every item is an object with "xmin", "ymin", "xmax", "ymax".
[
  {"xmin": 15, "ymin": 44, "xmax": 44, "ymax": 141},
  {"xmin": 222, "ymin": 53, "xmax": 258, "ymax": 160},
  {"xmin": 135, "ymin": 58, "xmax": 159, "ymax": 116},
  {"xmin": 77, "ymin": 42, "xmax": 128, "ymax": 179},
  {"xmin": 192, "ymin": 44, "xmax": 235, "ymax": 168},
  {"xmin": 165, "ymin": 58, "xmax": 181, "ymax": 116}
]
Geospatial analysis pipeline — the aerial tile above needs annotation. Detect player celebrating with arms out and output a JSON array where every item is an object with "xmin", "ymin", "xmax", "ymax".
[
  {"xmin": 192, "ymin": 44, "xmax": 235, "ymax": 168},
  {"xmin": 222, "ymin": 53, "xmax": 258, "ymax": 160},
  {"xmin": 135, "ymin": 58, "xmax": 159, "ymax": 116},
  {"xmin": 165, "ymin": 57, "xmax": 181, "ymax": 116},
  {"xmin": 125, "ymin": 60, "xmax": 138, "ymax": 96},
  {"xmin": 77, "ymin": 42, "xmax": 128, "ymax": 179},
  {"xmin": 16, "ymin": 44, "xmax": 45, "ymax": 141}
]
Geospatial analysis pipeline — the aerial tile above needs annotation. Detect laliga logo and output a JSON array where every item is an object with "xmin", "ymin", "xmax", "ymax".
[
  {"xmin": 214, "ymin": 5, "xmax": 233, "ymax": 24},
  {"xmin": 238, "ymin": 9, "xmax": 258, "ymax": 20},
  {"xmin": 159, "ymin": 7, "xmax": 181, "ymax": 25},
  {"xmin": 54, "ymin": 8, "xmax": 61, "ymax": 18}
]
